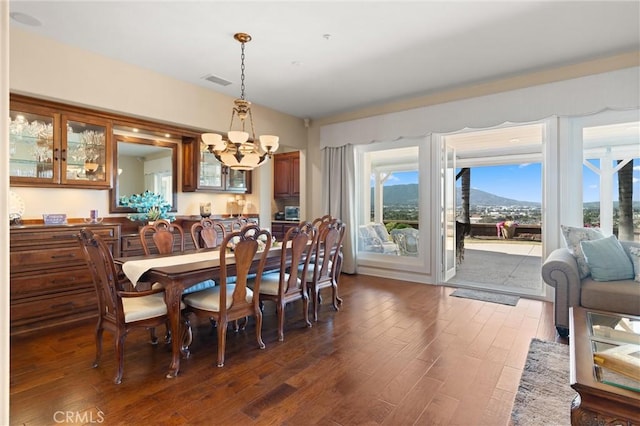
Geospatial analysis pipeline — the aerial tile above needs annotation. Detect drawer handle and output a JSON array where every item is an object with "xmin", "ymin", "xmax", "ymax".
[
  {"xmin": 51, "ymin": 302, "xmax": 74, "ymax": 310},
  {"xmin": 51, "ymin": 253, "xmax": 76, "ymax": 259}
]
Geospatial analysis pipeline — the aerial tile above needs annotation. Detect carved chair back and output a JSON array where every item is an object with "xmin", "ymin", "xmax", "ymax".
[
  {"xmin": 139, "ymin": 219, "xmax": 185, "ymax": 255},
  {"xmin": 191, "ymin": 218, "xmax": 226, "ymax": 249},
  {"xmin": 230, "ymin": 216, "xmax": 258, "ymax": 231}
]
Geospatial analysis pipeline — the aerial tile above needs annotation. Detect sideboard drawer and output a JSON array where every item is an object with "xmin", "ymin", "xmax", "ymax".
[
  {"xmin": 11, "ymin": 246, "xmax": 84, "ymax": 272},
  {"xmin": 11, "ymin": 266, "xmax": 93, "ymax": 300},
  {"xmin": 10, "ymin": 289, "xmax": 97, "ymax": 332}
]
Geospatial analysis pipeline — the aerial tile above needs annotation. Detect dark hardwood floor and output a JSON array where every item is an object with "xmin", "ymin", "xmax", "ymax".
[{"xmin": 10, "ymin": 274, "xmax": 564, "ymax": 425}]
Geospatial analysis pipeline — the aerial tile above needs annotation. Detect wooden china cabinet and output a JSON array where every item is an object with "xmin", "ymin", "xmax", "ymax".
[{"xmin": 9, "ymin": 96, "xmax": 112, "ymax": 188}]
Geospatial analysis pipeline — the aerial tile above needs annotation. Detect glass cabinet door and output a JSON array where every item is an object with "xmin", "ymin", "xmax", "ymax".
[
  {"xmin": 9, "ymin": 108, "xmax": 58, "ymax": 183},
  {"xmin": 62, "ymin": 115, "xmax": 110, "ymax": 186},
  {"xmin": 199, "ymin": 147, "xmax": 224, "ymax": 190},
  {"xmin": 227, "ymin": 168, "xmax": 249, "ymax": 192}
]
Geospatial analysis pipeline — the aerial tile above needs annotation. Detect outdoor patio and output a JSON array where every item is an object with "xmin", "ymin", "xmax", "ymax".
[{"xmin": 447, "ymin": 237, "xmax": 543, "ymax": 296}]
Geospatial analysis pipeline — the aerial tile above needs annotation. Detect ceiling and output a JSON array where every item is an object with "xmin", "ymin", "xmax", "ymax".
[{"xmin": 8, "ymin": 1, "xmax": 640, "ymax": 120}]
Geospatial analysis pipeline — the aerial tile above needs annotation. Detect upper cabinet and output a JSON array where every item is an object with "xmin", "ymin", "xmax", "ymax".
[
  {"xmin": 182, "ymin": 137, "xmax": 251, "ymax": 193},
  {"xmin": 273, "ymin": 151, "xmax": 300, "ymax": 198},
  {"xmin": 9, "ymin": 97, "xmax": 111, "ymax": 189}
]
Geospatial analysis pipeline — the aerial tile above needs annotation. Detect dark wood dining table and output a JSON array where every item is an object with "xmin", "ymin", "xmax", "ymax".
[{"xmin": 114, "ymin": 245, "xmax": 285, "ymax": 378}]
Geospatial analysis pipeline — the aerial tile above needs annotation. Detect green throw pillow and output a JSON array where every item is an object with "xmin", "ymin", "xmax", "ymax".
[{"xmin": 580, "ymin": 235, "xmax": 634, "ymax": 281}]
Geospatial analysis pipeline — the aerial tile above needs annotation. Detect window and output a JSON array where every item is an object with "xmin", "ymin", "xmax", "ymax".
[
  {"xmin": 582, "ymin": 120, "xmax": 639, "ymax": 240},
  {"xmin": 358, "ymin": 145, "xmax": 420, "ymax": 257}
]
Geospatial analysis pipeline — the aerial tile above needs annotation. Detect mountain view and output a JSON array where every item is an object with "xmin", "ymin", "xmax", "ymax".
[
  {"xmin": 377, "ymin": 184, "xmax": 638, "ymax": 226},
  {"xmin": 378, "ymin": 184, "xmax": 540, "ymax": 207}
]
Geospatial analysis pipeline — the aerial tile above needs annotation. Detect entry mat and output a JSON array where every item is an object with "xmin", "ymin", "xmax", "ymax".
[{"xmin": 450, "ymin": 288, "xmax": 520, "ymax": 306}]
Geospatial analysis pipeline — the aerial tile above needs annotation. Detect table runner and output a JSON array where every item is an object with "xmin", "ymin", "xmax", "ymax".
[{"xmin": 122, "ymin": 251, "xmax": 221, "ymax": 286}]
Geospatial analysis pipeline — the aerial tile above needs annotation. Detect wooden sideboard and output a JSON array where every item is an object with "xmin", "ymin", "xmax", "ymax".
[{"xmin": 9, "ymin": 223, "xmax": 120, "ymax": 335}]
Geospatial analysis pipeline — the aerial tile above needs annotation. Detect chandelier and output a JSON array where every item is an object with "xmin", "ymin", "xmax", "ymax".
[{"xmin": 201, "ymin": 33, "xmax": 279, "ymax": 171}]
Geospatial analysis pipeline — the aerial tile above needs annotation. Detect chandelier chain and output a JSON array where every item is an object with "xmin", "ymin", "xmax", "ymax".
[{"xmin": 240, "ymin": 41, "xmax": 246, "ymax": 100}]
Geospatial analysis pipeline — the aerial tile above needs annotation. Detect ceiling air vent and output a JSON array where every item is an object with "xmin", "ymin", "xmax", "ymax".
[{"xmin": 202, "ymin": 74, "xmax": 232, "ymax": 86}]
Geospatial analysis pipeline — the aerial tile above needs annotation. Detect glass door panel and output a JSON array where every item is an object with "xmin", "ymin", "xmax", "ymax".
[
  {"xmin": 63, "ymin": 117, "xmax": 108, "ymax": 185},
  {"xmin": 9, "ymin": 109, "xmax": 57, "ymax": 182},
  {"xmin": 443, "ymin": 143, "xmax": 456, "ymax": 281},
  {"xmin": 227, "ymin": 169, "xmax": 249, "ymax": 192},
  {"xmin": 199, "ymin": 149, "xmax": 224, "ymax": 189}
]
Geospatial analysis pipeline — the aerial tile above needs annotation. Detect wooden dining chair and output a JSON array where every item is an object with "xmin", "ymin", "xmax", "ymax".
[
  {"xmin": 230, "ymin": 216, "xmax": 258, "ymax": 231},
  {"xmin": 191, "ymin": 217, "xmax": 226, "ymax": 249},
  {"xmin": 310, "ymin": 215, "xmax": 345, "ymax": 280},
  {"xmin": 250, "ymin": 221, "xmax": 315, "ymax": 341},
  {"xmin": 312, "ymin": 214, "xmax": 334, "ymax": 229},
  {"xmin": 139, "ymin": 219, "xmax": 185, "ymax": 255},
  {"xmin": 302, "ymin": 219, "xmax": 347, "ymax": 321},
  {"xmin": 77, "ymin": 228, "xmax": 187, "ymax": 384},
  {"xmin": 182, "ymin": 224, "xmax": 272, "ymax": 367}
]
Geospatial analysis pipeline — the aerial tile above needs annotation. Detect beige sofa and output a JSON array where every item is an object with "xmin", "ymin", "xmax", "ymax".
[{"xmin": 541, "ymin": 240, "xmax": 640, "ymax": 337}]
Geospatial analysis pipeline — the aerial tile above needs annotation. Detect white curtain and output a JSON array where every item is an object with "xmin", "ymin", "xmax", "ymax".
[{"xmin": 321, "ymin": 144, "xmax": 356, "ymax": 274}]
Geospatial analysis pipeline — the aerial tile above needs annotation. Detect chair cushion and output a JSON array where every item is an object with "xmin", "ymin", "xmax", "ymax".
[
  {"xmin": 152, "ymin": 279, "xmax": 217, "ymax": 294},
  {"xmin": 298, "ymin": 262, "xmax": 333, "ymax": 282},
  {"xmin": 182, "ymin": 279, "xmax": 217, "ymax": 295},
  {"xmin": 580, "ymin": 278, "xmax": 640, "ymax": 316},
  {"xmin": 561, "ymin": 225, "xmax": 604, "ymax": 279},
  {"xmin": 257, "ymin": 272, "xmax": 301, "ymax": 296},
  {"xmin": 122, "ymin": 293, "xmax": 185, "ymax": 323},
  {"xmin": 580, "ymin": 235, "xmax": 634, "ymax": 281},
  {"xmin": 183, "ymin": 284, "xmax": 253, "ymax": 311},
  {"xmin": 359, "ymin": 225, "xmax": 379, "ymax": 242},
  {"xmin": 370, "ymin": 223, "xmax": 390, "ymax": 242}
]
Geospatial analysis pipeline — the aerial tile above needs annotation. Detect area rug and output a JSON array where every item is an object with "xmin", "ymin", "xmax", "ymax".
[
  {"xmin": 511, "ymin": 338, "xmax": 576, "ymax": 426},
  {"xmin": 449, "ymin": 288, "xmax": 519, "ymax": 306}
]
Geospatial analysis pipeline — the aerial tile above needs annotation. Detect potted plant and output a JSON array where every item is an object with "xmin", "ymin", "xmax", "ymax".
[{"xmin": 119, "ymin": 190, "xmax": 174, "ymax": 223}]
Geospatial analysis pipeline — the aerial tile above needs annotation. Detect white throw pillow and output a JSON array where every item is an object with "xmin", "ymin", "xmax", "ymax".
[
  {"xmin": 629, "ymin": 246, "xmax": 640, "ymax": 283},
  {"xmin": 560, "ymin": 225, "xmax": 604, "ymax": 279}
]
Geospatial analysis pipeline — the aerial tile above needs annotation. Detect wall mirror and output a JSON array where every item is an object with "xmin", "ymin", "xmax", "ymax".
[{"xmin": 109, "ymin": 134, "xmax": 178, "ymax": 213}]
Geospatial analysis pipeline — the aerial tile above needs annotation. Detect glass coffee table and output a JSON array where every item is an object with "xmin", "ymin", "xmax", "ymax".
[{"xmin": 570, "ymin": 307, "xmax": 640, "ymax": 425}]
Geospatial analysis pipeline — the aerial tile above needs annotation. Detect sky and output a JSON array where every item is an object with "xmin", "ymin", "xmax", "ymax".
[{"xmin": 383, "ymin": 162, "xmax": 640, "ymax": 203}]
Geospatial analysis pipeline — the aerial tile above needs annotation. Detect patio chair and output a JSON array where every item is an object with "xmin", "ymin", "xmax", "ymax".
[
  {"xmin": 390, "ymin": 227, "xmax": 419, "ymax": 256},
  {"xmin": 358, "ymin": 223, "xmax": 398, "ymax": 254}
]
